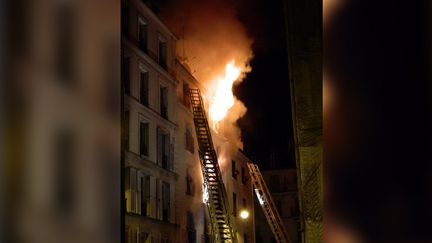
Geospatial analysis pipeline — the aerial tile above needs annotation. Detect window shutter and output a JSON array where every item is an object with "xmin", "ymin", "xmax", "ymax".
[
  {"xmin": 144, "ymin": 176, "xmax": 150, "ymax": 216},
  {"xmin": 137, "ymin": 172, "xmax": 143, "ymax": 215},
  {"xmin": 164, "ymin": 133, "xmax": 170, "ymax": 169},
  {"xmin": 156, "ymin": 179, "xmax": 162, "ymax": 220},
  {"xmin": 140, "ymin": 122, "xmax": 148, "ymax": 156},
  {"xmin": 149, "ymin": 176, "xmax": 156, "ymax": 218},
  {"xmin": 140, "ymin": 71, "xmax": 149, "ymax": 106},
  {"xmin": 125, "ymin": 167, "xmax": 131, "ymax": 212},
  {"xmin": 157, "ymin": 128, "xmax": 162, "ymax": 166},
  {"xmin": 170, "ymin": 137, "xmax": 174, "ymax": 171},
  {"xmin": 130, "ymin": 167, "xmax": 137, "ymax": 213}
]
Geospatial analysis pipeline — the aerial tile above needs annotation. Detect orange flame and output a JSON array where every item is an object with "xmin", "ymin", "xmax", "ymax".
[{"xmin": 209, "ymin": 60, "xmax": 242, "ymax": 125}]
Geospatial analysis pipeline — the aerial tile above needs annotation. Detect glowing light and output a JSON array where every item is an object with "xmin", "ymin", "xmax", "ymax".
[
  {"xmin": 240, "ymin": 210, "xmax": 249, "ymax": 219},
  {"xmin": 254, "ymin": 189, "xmax": 265, "ymax": 206},
  {"xmin": 209, "ymin": 60, "xmax": 242, "ymax": 124},
  {"xmin": 203, "ymin": 183, "xmax": 209, "ymax": 204}
]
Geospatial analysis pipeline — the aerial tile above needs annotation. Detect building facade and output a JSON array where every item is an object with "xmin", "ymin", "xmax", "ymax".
[
  {"xmin": 175, "ymin": 59, "xmax": 256, "ymax": 243},
  {"xmin": 122, "ymin": 0, "xmax": 178, "ymax": 242},
  {"xmin": 255, "ymin": 169, "xmax": 300, "ymax": 243},
  {"xmin": 122, "ymin": 1, "xmax": 255, "ymax": 242}
]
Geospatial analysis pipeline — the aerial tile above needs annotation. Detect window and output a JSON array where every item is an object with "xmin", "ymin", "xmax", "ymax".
[
  {"xmin": 122, "ymin": 56, "xmax": 130, "ymax": 95},
  {"xmin": 138, "ymin": 17, "xmax": 148, "ymax": 52},
  {"xmin": 139, "ymin": 121, "xmax": 149, "ymax": 157},
  {"xmin": 139, "ymin": 69, "xmax": 149, "ymax": 106},
  {"xmin": 232, "ymin": 193, "xmax": 237, "ymax": 216},
  {"xmin": 142, "ymin": 176, "xmax": 151, "ymax": 216},
  {"xmin": 137, "ymin": 172, "xmax": 144, "ymax": 215},
  {"xmin": 126, "ymin": 169, "xmax": 153, "ymax": 217},
  {"xmin": 126, "ymin": 167, "xmax": 137, "ymax": 213},
  {"xmin": 186, "ymin": 168, "xmax": 193, "ymax": 195},
  {"xmin": 183, "ymin": 82, "xmax": 191, "ymax": 109},
  {"xmin": 232, "ymin": 160, "xmax": 237, "ymax": 179},
  {"xmin": 241, "ymin": 166, "xmax": 247, "ymax": 184},
  {"xmin": 158, "ymin": 37, "xmax": 167, "ymax": 68},
  {"xmin": 160, "ymin": 86, "xmax": 168, "ymax": 119},
  {"xmin": 162, "ymin": 182, "xmax": 170, "ymax": 222},
  {"xmin": 156, "ymin": 179, "xmax": 161, "ymax": 220},
  {"xmin": 185, "ymin": 124, "xmax": 194, "ymax": 153},
  {"xmin": 242, "ymin": 198, "xmax": 246, "ymax": 208},
  {"xmin": 186, "ymin": 212, "xmax": 196, "ymax": 243},
  {"xmin": 157, "ymin": 128, "xmax": 172, "ymax": 170},
  {"xmin": 129, "ymin": 227, "xmax": 136, "ymax": 243},
  {"xmin": 139, "ymin": 231, "xmax": 151, "ymax": 243}
]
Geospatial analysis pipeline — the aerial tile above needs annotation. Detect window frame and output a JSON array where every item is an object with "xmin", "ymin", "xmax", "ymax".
[
  {"xmin": 158, "ymin": 35, "xmax": 167, "ymax": 69},
  {"xmin": 139, "ymin": 63, "xmax": 149, "ymax": 107},
  {"xmin": 138, "ymin": 16, "xmax": 148, "ymax": 53},
  {"xmin": 139, "ymin": 115, "xmax": 149, "ymax": 157}
]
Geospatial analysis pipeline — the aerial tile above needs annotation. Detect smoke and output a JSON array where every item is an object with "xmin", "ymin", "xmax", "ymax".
[{"xmin": 159, "ymin": 0, "xmax": 253, "ymax": 149}]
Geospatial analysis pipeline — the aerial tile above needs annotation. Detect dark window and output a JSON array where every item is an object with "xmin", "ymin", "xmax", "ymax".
[
  {"xmin": 183, "ymin": 83, "xmax": 191, "ymax": 109},
  {"xmin": 140, "ymin": 70, "xmax": 149, "ymax": 106},
  {"xmin": 244, "ymin": 233, "xmax": 248, "ymax": 243},
  {"xmin": 162, "ymin": 182, "xmax": 170, "ymax": 222},
  {"xmin": 233, "ymin": 193, "xmax": 237, "ymax": 216},
  {"xmin": 140, "ymin": 176, "xmax": 145, "ymax": 216},
  {"xmin": 241, "ymin": 166, "xmax": 247, "ymax": 184},
  {"xmin": 158, "ymin": 38, "xmax": 167, "ymax": 69},
  {"xmin": 160, "ymin": 86, "xmax": 168, "ymax": 119},
  {"xmin": 293, "ymin": 195, "xmax": 300, "ymax": 216},
  {"xmin": 143, "ymin": 176, "xmax": 151, "ymax": 216},
  {"xmin": 125, "ymin": 227, "xmax": 129, "ymax": 243},
  {"xmin": 232, "ymin": 160, "xmax": 237, "ymax": 179},
  {"xmin": 185, "ymin": 124, "xmax": 194, "ymax": 153},
  {"xmin": 157, "ymin": 128, "xmax": 172, "ymax": 170},
  {"xmin": 122, "ymin": 57, "xmax": 130, "ymax": 95},
  {"xmin": 140, "ymin": 122, "xmax": 149, "ymax": 156},
  {"xmin": 187, "ymin": 212, "xmax": 196, "ymax": 243},
  {"xmin": 139, "ymin": 232, "xmax": 150, "ymax": 243},
  {"xmin": 242, "ymin": 198, "xmax": 246, "ymax": 208},
  {"xmin": 186, "ymin": 169, "xmax": 193, "ymax": 195},
  {"xmin": 138, "ymin": 18, "xmax": 148, "ymax": 52}
]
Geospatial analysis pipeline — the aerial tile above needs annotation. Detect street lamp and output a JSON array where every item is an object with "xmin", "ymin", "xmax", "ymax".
[{"xmin": 240, "ymin": 209, "xmax": 249, "ymax": 219}]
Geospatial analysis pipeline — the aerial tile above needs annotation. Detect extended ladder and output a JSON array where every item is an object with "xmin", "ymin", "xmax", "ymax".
[
  {"xmin": 189, "ymin": 88, "xmax": 238, "ymax": 243},
  {"xmin": 247, "ymin": 163, "xmax": 291, "ymax": 243}
]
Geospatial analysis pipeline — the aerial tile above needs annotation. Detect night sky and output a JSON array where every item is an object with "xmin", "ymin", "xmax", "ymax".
[{"xmin": 233, "ymin": 0, "xmax": 295, "ymax": 169}]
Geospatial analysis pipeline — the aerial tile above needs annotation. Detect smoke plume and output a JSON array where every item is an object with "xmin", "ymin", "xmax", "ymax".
[{"xmin": 159, "ymin": 0, "xmax": 253, "ymax": 149}]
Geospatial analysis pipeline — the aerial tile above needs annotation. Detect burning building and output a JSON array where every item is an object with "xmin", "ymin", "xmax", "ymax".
[{"xmin": 122, "ymin": 0, "xmax": 255, "ymax": 242}]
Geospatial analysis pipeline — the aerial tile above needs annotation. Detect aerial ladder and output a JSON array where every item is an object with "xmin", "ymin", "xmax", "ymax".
[
  {"xmin": 189, "ymin": 88, "xmax": 238, "ymax": 243},
  {"xmin": 247, "ymin": 163, "xmax": 292, "ymax": 243}
]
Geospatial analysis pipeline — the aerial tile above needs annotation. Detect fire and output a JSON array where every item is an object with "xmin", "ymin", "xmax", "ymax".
[{"xmin": 209, "ymin": 60, "xmax": 242, "ymax": 125}]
